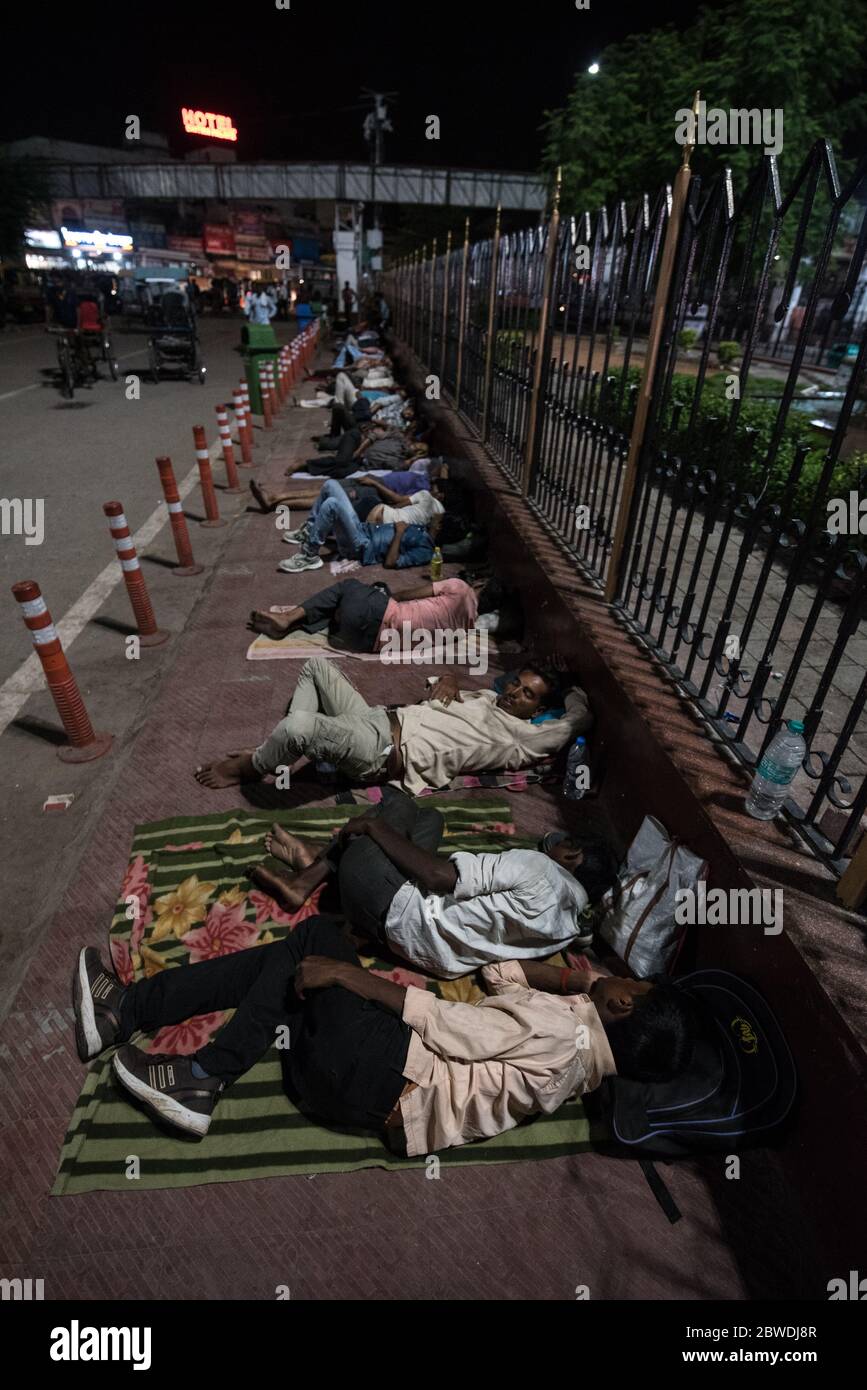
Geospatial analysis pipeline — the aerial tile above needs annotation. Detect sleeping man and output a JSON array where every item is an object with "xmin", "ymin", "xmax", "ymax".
[
  {"xmin": 194, "ymin": 658, "xmax": 590, "ymax": 792},
  {"xmin": 73, "ymin": 850, "xmax": 697, "ymax": 1150}
]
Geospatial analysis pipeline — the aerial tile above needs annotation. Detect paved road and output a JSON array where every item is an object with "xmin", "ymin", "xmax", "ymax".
[{"xmin": 0, "ymin": 314, "xmax": 298, "ymax": 686}]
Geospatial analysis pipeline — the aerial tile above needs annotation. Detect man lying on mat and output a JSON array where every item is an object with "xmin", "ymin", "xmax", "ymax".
[
  {"xmin": 72, "ymin": 912, "xmax": 697, "ymax": 1150},
  {"xmin": 247, "ymin": 786, "xmax": 617, "ymax": 973},
  {"xmin": 246, "ymin": 575, "xmax": 482, "ymax": 655},
  {"xmin": 194, "ymin": 657, "xmax": 590, "ymax": 792}
]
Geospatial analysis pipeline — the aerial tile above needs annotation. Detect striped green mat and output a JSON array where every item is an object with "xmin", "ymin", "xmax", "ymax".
[{"xmin": 53, "ymin": 802, "xmax": 599, "ymax": 1195}]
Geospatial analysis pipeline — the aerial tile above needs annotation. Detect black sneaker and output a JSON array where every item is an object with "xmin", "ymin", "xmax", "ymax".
[
  {"xmin": 113, "ymin": 1045, "xmax": 223, "ymax": 1139},
  {"xmin": 73, "ymin": 947, "xmax": 126, "ymax": 1062}
]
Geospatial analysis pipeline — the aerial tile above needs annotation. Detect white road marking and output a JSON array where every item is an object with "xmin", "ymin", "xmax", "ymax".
[
  {"xmin": 0, "ymin": 436, "xmax": 228, "ymax": 738},
  {"xmin": 0, "ymin": 384, "xmax": 41, "ymax": 403},
  {"xmin": 0, "ymin": 347, "xmax": 149, "ymax": 406}
]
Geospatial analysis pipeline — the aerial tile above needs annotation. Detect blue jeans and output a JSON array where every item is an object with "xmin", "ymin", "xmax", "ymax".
[{"xmin": 306, "ymin": 479, "xmax": 367, "ymax": 558}]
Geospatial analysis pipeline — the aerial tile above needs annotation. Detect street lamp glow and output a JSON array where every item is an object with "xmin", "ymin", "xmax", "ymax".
[{"xmin": 588, "ymin": 62, "xmax": 600, "ymax": 75}]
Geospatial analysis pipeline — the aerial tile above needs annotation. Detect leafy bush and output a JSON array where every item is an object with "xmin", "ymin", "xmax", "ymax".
[
  {"xmin": 717, "ymin": 340, "xmax": 741, "ymax": 366},
  {"xmin": 595, "ymin": 365, "xmax": 864, "ymax": 526},
  {"xmin": 678, "ymin": 328, "xmax": 699, "ymax": 351}
]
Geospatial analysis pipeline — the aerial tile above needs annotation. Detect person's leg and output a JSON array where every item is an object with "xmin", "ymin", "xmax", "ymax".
[
  {"xmin": 305, "ymin": 483, "xmax": 367, "ymax": 558},
  {"xmin": 351, "ymin": 484, "xmax": 380, "ymax": 522},
  {"xmin": 118, "ymin": 939, "xmax": 295, "ymax": 1079},
  {"xmin": 247, "ymin": 602, "xmax": 305, "ymax": 641},
  {"xmin": 332, "ymin": 426, "xmax": 362, "ymax": 464},
  {"xmin": 287, "ymin": 654, "xmax": 372, "ymax": 720},
  {"xmin": 196, "ymin": 917, "xmax": 358, "ymax": 1079},
  {"xmin": 409, "ymin": 803, "xmax": 445, "ymax": 853},
  {"xmin": 252, "ymin": 660, "xmax": 391, "ymax": 780},
  {"xmin": 279, "ymin": 919, "xmax": 410, "ymax": 1131},
  {"xmin": 335, "ymin": 833, "xmax": 410, "ymax": 942}
]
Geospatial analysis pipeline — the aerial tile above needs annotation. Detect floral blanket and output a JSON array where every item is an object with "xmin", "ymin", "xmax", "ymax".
[{"xmin": 53, "ymin": 802, "xmax": 596, "ymax": 1195}]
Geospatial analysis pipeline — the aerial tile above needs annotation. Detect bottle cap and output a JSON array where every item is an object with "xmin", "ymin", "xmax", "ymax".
[
  {"xmin": 574, "ymin": 736, "xmax": 586, "ymax": 747},
  {"xmin": 787, "ymin": 720, "xmax": 805, "ymax": 734}
]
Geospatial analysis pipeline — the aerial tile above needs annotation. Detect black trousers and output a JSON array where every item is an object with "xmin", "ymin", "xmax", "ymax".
[
  {"xmin": 303, "ymin": 426, "xmax": 362, "ymax": 478},
  {"xmin": 118, "ymin": 917, "xmax": 411, "ymax": 1131},
  {"xmin": 299, "ymin": 577, "xmax": 390, "ymax": 653},
  {"xmin": 332, "ymin": 786, "xmax": 444, "ymax": 942}
]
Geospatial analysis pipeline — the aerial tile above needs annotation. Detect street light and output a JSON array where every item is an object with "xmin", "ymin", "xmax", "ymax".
[{"xmin": 588, "ymin": 62, "xmax": 600, "ymax": 74}]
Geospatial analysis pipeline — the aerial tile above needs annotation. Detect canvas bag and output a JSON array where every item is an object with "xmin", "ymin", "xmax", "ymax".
[{"xmin": 598, "ymin": 816, "xmax": 707, "ymax": 977}]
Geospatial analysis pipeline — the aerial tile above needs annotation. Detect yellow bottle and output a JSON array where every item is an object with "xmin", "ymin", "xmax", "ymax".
[{"xmin": 430, "ymin": 547, "xmax": 443, "ymax": 582}]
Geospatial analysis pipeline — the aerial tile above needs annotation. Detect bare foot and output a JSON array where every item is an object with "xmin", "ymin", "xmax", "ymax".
[
  {"xmin": 247, "ymin": 610, "xmax": 291, "ymax": 640},
  {"xmin": 249, "ymin": 862, "xmax": 307, "ymax": 910},
  {"xmin": 195, "ymin": 753, "xmax": 260, "ymax": 789},
  {"xmin": 265, "ymin": 824, "xmax": 316, "ymax": 871}
]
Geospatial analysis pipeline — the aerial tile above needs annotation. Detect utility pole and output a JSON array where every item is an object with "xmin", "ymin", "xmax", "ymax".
[{"xmin": 362, "ymin": 90, "xmax": 396, "ymax": 281}]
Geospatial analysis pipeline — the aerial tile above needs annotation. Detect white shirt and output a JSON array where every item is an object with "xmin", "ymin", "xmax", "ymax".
[
  {"xmin": 374, "ymin": 492, "xmax": 444, "ymax": 528},
  {"xmin": 385, "ymin": 849, "xmax": 589, "ymax": 978}
]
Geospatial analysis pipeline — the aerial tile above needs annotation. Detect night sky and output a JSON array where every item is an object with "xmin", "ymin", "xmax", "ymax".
[{"xmin": 2, "ymin": 1, "xmax": 697, "ymax": 172}]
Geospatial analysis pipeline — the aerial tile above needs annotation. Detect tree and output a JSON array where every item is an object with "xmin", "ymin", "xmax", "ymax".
[
  {"xmin": 541, "ymin": 0, "xmax": 867, "ymax": 212},
  {"xmin": 0, "ymin": 158, "xmax": 53, "ymax": 260}
]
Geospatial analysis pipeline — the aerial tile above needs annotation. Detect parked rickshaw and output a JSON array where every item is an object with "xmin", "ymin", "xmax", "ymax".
[
  {"xmin": 146, "ymin": 282, "xmax": 206, "ymax": 384},
  {"xmin": 49, "ymin": 293, "xmax": 119, "ymax": 400}
]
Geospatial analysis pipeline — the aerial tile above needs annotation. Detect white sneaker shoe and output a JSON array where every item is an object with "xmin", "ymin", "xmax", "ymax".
[{"xmin": 279, "ymin": 552, "xmax": 324, "ymax": 572}]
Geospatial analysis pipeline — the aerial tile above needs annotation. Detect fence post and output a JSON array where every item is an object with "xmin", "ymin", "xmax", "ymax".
[
  {"xmin": 428, "ymin": 237, "xmax": 437, "ymax": 365},
  {"xmin": 455, "ymin": 217, "xmax": 471, "ymax": 411},
  {"xmin": 837, "ymin": 828, "xmax": 867, "ymax": 909},
  {"xmin": 521, "ymin": 169, "xmax": 561, "ymax": 495},
  {"xmin": 440, "ymin": 228, "xmax": 453, "ymax": 381},
  {"xmin": 422, "ymin": 241, "xmax": 427, "ymax": 355},
  {"xmin": 481, "ymin": 203, "xmax": 502, "ymax": 443},
  {"xmin": 603, "ymin": 92, "xmax": 700, "ymax": 604},
  {"xmin": 410, "ymin": 249, "xmax": 419, "ymax": 354}
]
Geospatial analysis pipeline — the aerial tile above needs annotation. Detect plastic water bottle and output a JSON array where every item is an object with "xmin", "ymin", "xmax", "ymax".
[
  {"xmin": 745, "ymin": 720, "xmax": 806, "ymax": 820},
  {"xmin": 430, "ymin": 547, "xmax": 443, "ymax": 582},
  {"xmin": 563, "ymin": 737, "xmax": 589, "ymax": 801}
]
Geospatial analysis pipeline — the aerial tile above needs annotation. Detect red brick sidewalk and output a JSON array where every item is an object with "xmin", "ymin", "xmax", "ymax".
[{"xmin": 0, "ymin": 367, "xmax": 812, "ymax": 1300}]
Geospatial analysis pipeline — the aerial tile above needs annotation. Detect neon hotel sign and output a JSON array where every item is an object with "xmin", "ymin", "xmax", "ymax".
[{"xmin": 181, "ymin": 107, "xmax": 238, "ymax": 142}]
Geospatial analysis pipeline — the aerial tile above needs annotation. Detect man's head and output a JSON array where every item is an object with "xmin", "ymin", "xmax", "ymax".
[
  {"xmin": 592, "ymin": 976, "xmax": 698, "ymax": 1082},
  {"xmin": 542, "ymin": 832, "xmax": 618, "ymax": 906},
  {"xmin": 496, "ymin": 662, "xmax": 562, "ymax": 720}
]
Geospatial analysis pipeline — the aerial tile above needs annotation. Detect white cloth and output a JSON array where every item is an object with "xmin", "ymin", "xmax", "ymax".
[
  {"xmin": 334, "ymin": 372, "xmax": 358, "ymax": 408},
  {"xmin": 385, "ymin": 849, "xmax": 589, "ymax": 978},
  {"xmin": 395, "ymin": 687, "xmax": 591, "ymax": 796},
  {"xmin": 373, "ymin": 492, "xmax": 444, "ymax": 528}
]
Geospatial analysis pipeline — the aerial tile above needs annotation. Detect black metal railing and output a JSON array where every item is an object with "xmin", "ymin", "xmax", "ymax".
[{"xmin": 382, "ymin": 138, "xmax": 867, "ymax": 875}]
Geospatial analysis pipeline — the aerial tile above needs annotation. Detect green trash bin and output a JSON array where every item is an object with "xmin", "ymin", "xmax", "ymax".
[{"xmin": 241, "ymin": 323, "xmax": 279, "ymax": 414}]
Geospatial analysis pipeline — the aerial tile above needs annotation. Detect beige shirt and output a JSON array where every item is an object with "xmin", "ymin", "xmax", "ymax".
[
  {"xmin": 395, "ymin": 687, "xmax": 591, "ymax": 796},
  {"xmin": 399, "ymin": 961, "xmax": 616, "ymax": 1158}
]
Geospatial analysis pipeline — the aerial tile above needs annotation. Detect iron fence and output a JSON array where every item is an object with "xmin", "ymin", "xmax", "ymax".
[{"xmin": 381, "ymin": 138, "xmax": 867, "ymax": 877}]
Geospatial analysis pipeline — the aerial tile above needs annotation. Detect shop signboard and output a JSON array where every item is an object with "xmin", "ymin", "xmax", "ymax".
[
  {"xmin": 203, "ymin": 224, "xmax": 236, "ymax": 256},
  {"xmin": 167, "ymin": 235, "xmax": 205, "ymax": 256}
]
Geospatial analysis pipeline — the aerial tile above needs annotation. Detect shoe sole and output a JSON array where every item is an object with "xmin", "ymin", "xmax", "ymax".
[
  {"xmin": 73, "ymin": 947, "xmax": 102, "ymax": 1063},
  {"xmin": 112, "ymin": 1053, "xmax": 211, "ymax": 1138}
]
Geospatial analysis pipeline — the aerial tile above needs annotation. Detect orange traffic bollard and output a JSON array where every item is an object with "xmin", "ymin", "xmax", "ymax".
[
  {"xmin": 193, "ymin": 425, "xmax": 226, "ymax": 528},
  {"xmin": 232, "ymin": 388, "xmax": 253, "ymax": 466},
  {"xmin": 215, "ymin": 404, "xmax": 243, "ymax": 493},
  {"xmin": 260, "ymin": 366, "xmax": 273, "ymax": 429},
  {"xmin": 103, "ymin": 502, "xmax": 169, "ymax": 646},
  {"xmin": 11, "ymin": 580, "xmax": 113, "ymax": 762},
  {"xmin": 239, "ymin": 379, "xmax": 255, "ymax": 451},
  {"xmin": 155, "ymin": 456, "xmax": 204, "ymax": 576}
]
